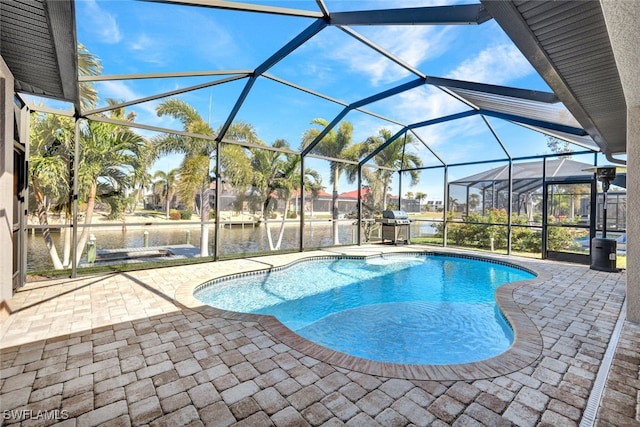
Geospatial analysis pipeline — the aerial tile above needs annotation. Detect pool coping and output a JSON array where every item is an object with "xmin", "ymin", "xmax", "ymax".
[{"xmin": 174, "ymin": 247, "xmax": 548, "ymax": 381}]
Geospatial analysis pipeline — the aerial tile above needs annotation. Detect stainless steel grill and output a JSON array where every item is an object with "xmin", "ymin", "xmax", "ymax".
[{"xmin": 377, "ymin": 210, "xmax": 411, "ymax": 245}]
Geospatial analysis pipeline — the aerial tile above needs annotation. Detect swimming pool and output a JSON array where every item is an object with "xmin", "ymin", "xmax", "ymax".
[{"xmin": 195, "ymin": 253, "xmax": 536, "ymax": 365}]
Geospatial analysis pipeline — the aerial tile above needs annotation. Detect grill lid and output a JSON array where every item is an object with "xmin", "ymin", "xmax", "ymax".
[{"xmin": 382, "ymin": 210, "xmax": 408, "ymax": 219}]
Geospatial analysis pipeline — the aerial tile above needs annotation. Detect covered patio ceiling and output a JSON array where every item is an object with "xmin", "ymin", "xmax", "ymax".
[
  {"xmin": 0, "ymin": 0, "xmax": 79, "ymax": 111},
  {"xmin": 482, "ymin": 0, "xmax": 629, "ymax": 160}
]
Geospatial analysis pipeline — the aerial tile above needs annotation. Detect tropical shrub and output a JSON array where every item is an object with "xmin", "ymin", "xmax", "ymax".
[
  {"xmin": 180, "ymin": 210, "xmax": 192, "ymax": 220},
  {"xmin": 433, "ymin": 209, "xmax": 575, "ymax": 254},
  {"xmin": 169, "ymin": 209, "xmax": 181, "ymax": 220}
]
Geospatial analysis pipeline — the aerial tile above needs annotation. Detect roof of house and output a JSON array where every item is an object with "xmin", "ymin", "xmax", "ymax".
[{"xmin": 1, "ymin": 0, "xmax": 79, "ymax": 111}]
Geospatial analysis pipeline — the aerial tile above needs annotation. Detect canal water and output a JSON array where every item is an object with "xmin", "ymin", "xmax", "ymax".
[{"xmin": 26, "ymin": 220, "xmax": 438, "ymax": 271}]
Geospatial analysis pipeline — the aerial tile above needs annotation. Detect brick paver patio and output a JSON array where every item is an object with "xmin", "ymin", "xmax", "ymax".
[{"xmin": 0, "ymin": 245, "xmax": 635, "ymax": 426}]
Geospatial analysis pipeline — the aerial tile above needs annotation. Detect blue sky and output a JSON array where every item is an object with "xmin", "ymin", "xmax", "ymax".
[{"xmin": 69, "ymin": 0, "xmax": 604, "ymax": 201}]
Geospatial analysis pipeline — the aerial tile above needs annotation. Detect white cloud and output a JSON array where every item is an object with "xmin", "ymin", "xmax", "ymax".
[
  {"xmin": 80, "ymin": 0, "xmax": 122, "ymax": 44},
  {"xmin": 129, "ymin": 34, "xmax": 154, "ymax": 52},
  {"xmin": 97, "ymin": 80, "xmax": 139, "ymax": 104},
  {"xmin": 128, "ymin": 33, "xmax": 167, "ymax": 66},
  {"xmin": 326, "ymin": 26, "xmax": 451, "ymax": 86},
  {"xmin": 447, "ymin": 44, "xmax": 534, "ymax": 85}
]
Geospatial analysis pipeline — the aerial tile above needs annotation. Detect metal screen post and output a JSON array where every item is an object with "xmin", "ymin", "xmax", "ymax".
[
  {"xmin": 299, "ymin": 154, "xmax": 305, "ymax": 251},
  {"xmin": 71, "ymin": 119, "xmax": 80, "ymax": 278},
  {"xmin": 507, "ymin": 160, "xmax": 513, "ymax": 255},
  {"xmin": 214, "ymin": 141, "xmax": 221, "ymax": 261},
  {"xmin": 443, "ymin": 166, "xmax": 448, "ymax": 247},
  {"xmin": 357, "ymin": 166, "xmax": 362, "ymax": 245},
  {"xmin": 398, "ymin": 171, "xmax": 402, "ymax": 211},
  {"xmin": 541, "ymin": 158, "xmax": 548, "ymax": 258}
]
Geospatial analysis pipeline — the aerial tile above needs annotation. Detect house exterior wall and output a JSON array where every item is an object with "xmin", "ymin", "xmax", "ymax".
[
  {"xmin": 0, "ymin": 57, "xmax": 14, "ymax": 321},
  {"xmin": 627, "ymin": 106, "xmax": 640, "ymax": 322}
]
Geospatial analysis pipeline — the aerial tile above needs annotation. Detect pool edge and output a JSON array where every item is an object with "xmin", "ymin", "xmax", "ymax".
[{"xmin": 175, "ymin": 246, "xmax": 547, "ymax": 381}]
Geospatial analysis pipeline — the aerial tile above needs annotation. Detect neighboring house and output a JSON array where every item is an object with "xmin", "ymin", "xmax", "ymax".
[{"xmin": 425, "ymin": 199, "xmax": 444, "ymax": 212}]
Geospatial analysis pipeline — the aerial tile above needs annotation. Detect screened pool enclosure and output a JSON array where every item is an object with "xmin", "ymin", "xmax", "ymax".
[{"xmin": 9, "ymin": 0, "xmax": 626, "ymax": 280}]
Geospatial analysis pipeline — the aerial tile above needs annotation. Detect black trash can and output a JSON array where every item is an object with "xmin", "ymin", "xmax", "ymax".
[{"xmin": 590, "ymin": 238, "xmax": 618, "ymax": 272}]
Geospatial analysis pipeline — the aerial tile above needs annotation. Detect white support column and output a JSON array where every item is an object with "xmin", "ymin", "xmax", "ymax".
[
  {"xmin": 627, "ymin": 106, "xmax": 640, "ymax": 322},
  {"xmin": 0, "ymin": 57, "xmax": 15, "ymax": 321}
]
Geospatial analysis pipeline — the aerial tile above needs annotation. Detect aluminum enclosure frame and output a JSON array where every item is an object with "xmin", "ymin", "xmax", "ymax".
[{"xmin": 7, "ymin": 0, "xmax": 625, "ymax": 279}]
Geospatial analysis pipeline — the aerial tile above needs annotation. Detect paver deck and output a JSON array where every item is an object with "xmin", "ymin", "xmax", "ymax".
[{"xmin": 0, "ymin": 245, "xmax": 636, "ymax": 426}]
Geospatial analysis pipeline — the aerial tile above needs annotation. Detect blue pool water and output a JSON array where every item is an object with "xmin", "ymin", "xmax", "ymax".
[{"xmin": 195, "ymin": 254, "xmax": 535, "ymax": 364}]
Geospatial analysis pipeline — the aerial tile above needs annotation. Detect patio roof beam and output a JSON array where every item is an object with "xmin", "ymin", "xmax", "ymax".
[
  {"xmin": 85, "ymin": 115, "xmax": 302, "ymax": 155},
  {"xmin": 478, "ymin": 109, "xmax": 587, "ymax": 136},
  {"xmin": 338, "ymin": 26, "xmax": 426, "ymax": 79},
  {"xmin": 217, "ymin": 138, "xmax": 299, "ymax": 154},
  {"xmin": 28, "ymin": 103, "xmax": 76, "ymax": 118},
  {"xmin": 410, "ymin": 130, "xmax": 447, "ymax": 166},
  {"xmin": 144, "ymin": 0, "xmax": 323, "ymax": 18},
  {"xmin": 79, "ymin": 70, "xmax": 253, "ymax": 82},
  {"xmin": 255, "ymin": 19, "xmax": 327, "ymax": 76},
  {"xmin": 219, "ymin": 19, "xmax": 327, "ymax": 140},
  {"xmin": 402, "ymin": 156, "xmax": 510, "ymax": 173},
  {"xmin": 515, "ymin": 151, "xmax": 596, "ymax": 163},
  {"xmin": 263, "ymin": 73, "xmax": 348, "ymax": 107},
  {"xmin": 316, "ymin": 0, "xmax": 329, "ymax": 17},
  {"xmin": 300, "ymin": 108, "xmax": 350, "ymax": 157},
  {"xmin": 87, "ymin": 115, "xmax": 219, "ymax": 143},
  {"xmin": 359, "ymin": 128, "xmax": 407, "ymax": 166},
  {"xmin": 329, "ymin": 4, "xmax": 492, "ymax": 26},
  {"xmin": 201, "ymin": 76, "xmax": 253, "ymax": 142},
  {"xmin": 401, "ymin": 150, "xmax": 596, "ymax": 175},
  {"xmin": 302, "ymin": 78, "xmax": 424, "ymax": 157},
  {"xmin": 82, "ymin": 74, "xmax": 248, "ymax": 117},
  {"xmin": 362, "ymin": 164, "xmax": 396, "ymax": 172},
  {"xmin": 395, "ymin": 111, "xmax": 480, "ymax": 170},
  {"xmin": 482, "ymin": 115, "xmax": 511, "ymax": 159},
  {"xmin": 409, "ymin": 109, "xmax": 478, "ymax": 130},
  {"xmin": 425, "ymin": 76, "xmax": 559, "ymax": 104},
  {"xmin": 263, "ymin": 73, "xmax": 406, "ymax": 127},
  {"xmin": 351, "ymin": 78, "xmax": 426, "ymax": 109},
  {"xmin": 515, "ymin": 123, "xmax": 599, "ymax": 152},
  {"xmin": 511, "ymin": 179, "xmax": 541, "ymax": 194},
  {"xmin": 306, "ymin": 153, "xmax": 360, "ymax": 166}
]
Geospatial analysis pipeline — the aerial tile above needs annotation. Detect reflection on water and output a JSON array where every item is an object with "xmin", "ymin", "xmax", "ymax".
[
  {"xmin": 26, "ymin": 220, "xmax": 438, "ymax": 272},
  {"xmin": 26, "ymin": 222, "xmax": 347, "ymax": 271}
]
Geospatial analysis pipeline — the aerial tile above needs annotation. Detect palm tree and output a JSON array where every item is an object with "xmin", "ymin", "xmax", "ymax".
[
  {"xmin": 363, "ymin": 129, "xmax": 423, "ymax": 211},
  {"xmin": 28, "ymin": 46, "xmax": 150, "ymax": 268},
  {"xmin": 153, "ymin": 99, "xmax": 217, "ymax": 256},
  {"xmin": 249, "ymin": 140, "xmax": 322, "ymax": 250},
  {"xmin": 306, "ymin": 175, "xmax": 325, "ymax": 218},
  {"xmin": 77, "ymin": 43, "xmax": 101, "ymax": 112},
  {"xmin": 153, "ymin": 99, "xmax": 258, "ymax": 256},
  {"xmin": 29, "ymin": 113, "xmax": 74, "ymax": 269},
  {"xmin": 28, "ymin": 44, "xmax": 104, "ymax": 269},
  {"xmin": 415, "ymin": 192, "xmax": 427, "ymax": 212},
  {"xmin": 74, "ymin": 116, "xmax": 147, "ymax": 264},
  {"xmin": 29, "ymin": 109, "xmax": 146, "ymax": 268},
  {"xmin": 301, "ymin": 118, "xmax": 359, "ymax": 245},
  {"xmin": 153, "ymin": 169, "xmax": 180, "ymax": 219}
]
